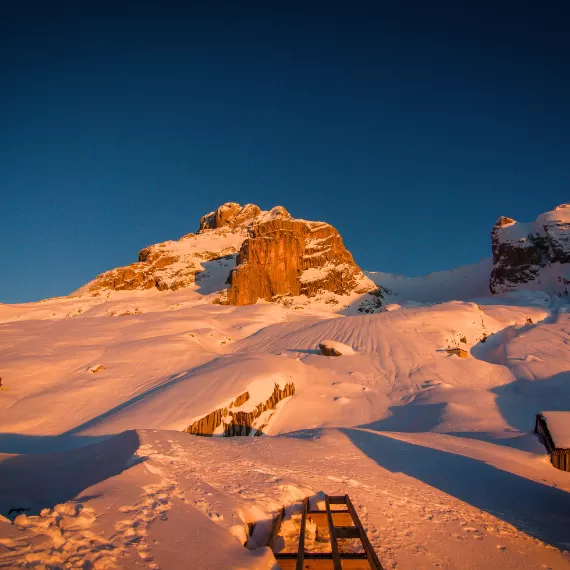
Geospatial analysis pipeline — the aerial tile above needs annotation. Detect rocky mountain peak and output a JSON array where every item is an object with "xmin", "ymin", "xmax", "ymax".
[
  {"xmin": 198, "ymin": 202, "xmax": 291, "ymax": 231},
  {"xmin": 80, "ymin": 202, "xmax": 376, "ymax": 306},
  {"xmin": 494, "ymin": 216, "xmax": 517, "ymax": 229}
]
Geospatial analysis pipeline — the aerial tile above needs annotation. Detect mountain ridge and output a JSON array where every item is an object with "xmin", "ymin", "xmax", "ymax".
[{"xmin": 63, "ymin": 202, "xmax": 570, "ymax": 307}]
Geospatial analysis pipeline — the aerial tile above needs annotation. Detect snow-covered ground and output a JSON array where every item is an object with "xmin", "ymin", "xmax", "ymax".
[{"xmin": 1, "ymin": 261, "xmax": 570, "ymax": 569}]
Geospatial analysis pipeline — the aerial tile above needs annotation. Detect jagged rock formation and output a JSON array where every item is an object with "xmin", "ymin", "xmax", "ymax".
[
  {"xmin": 184, "ymin": 383, "xmax": 295, "ymax": 437},
  {"xmin": 199, "ymin": 202, "xmax": 261, "ymax": 231},
  {"xmin": 490, "ymin": 204, "xmax": 570, "ymax": 295},
  {"xmin": 226, "ymin": 208, "xmax": 375, "ymax": 305},
  {"xmin": 80, "ymin": 202, "xmax": 376, "ymax": 303}
]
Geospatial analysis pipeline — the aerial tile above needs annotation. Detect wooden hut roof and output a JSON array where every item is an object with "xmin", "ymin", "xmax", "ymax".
[{"xmin": 541, "ymin": 411, "xmax": 570, "ymax": 449}]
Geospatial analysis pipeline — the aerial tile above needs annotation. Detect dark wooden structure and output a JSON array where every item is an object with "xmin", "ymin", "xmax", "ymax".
[
  {"xmin": 534, "ymin": 413, "xmax": 570, "ymax": 472},
  {"xmin": 267, "ymin": 494, "xmax": 383, "ymax": 570}
]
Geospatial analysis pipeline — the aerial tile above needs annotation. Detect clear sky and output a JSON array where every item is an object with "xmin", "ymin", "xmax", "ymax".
[{"xmin": 1, "ymin": 1, "xmax": 569, "ymax": 303}]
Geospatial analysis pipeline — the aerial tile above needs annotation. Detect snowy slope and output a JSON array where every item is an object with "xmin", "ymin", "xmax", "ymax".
[
  {"xmin": 2, "ymin": 428, "xmax": 569, "ymax": 570},
  {"xmin": 2, "ymin": 282, "xmax": 570, "ymax": 568},
  {"xmin": 2, "ymin": 204, "xmax": 570, "ymax": 569}
]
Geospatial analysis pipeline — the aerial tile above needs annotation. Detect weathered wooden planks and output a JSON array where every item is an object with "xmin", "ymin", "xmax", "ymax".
[
  {"xmin": 306, "ymin": 511, "xmax": 353, "ymax": 527},
  {"xmin": 272, "ymin": 494, "xmax": 383, "ymax": 570},
  {"xmin": 275, "ymin": 555, "xmax": 371, "ymax": 569},
  {"xmin": 324, "ymin": 495, "xmax": 342, "ymax": 570},
  {"xmin": 345, "ymin": 495, "xmax": 383, "ymax": 570}
]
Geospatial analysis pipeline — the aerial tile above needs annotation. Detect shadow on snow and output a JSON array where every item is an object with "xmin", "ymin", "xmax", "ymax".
[
  {"xmin": 341, "ymin": 427, "xmax": 570, "ymax": 550},
  {"xmin": 0, "ymin": 430, "xmax": 142, "ymax": 516}
]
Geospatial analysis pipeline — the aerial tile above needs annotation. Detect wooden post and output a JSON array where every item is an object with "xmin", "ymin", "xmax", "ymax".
[
  {"xmin": 345, "ymin": 495, "xmax": 383, "ymax": 570},
  {"xmin": 296, "ymin": 497, "xmax": 309, "ymax": 570},
  {"xmin": 267, "ymin": 506, "xmax": 285, "ymax": 548},
  {"xmin": 325, "ymin": 495, "xmax": 342, "ymax": 570}
]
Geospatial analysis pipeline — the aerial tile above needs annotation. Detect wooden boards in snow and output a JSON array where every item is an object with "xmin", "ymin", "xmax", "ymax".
[{"xmin": 268, "ymin": 494, "xmax": 383, "ymax": 570}]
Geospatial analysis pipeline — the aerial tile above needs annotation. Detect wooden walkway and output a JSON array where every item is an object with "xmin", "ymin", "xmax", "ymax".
[{"xmin": 268, "ymin": 494, "xmax": 383, "ymax": 570}]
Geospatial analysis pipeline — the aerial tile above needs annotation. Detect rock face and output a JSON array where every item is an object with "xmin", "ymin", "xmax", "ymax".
[
  {"xmin": 226, "ymin": 207, "xmax": 375, "ymax": 305},
  {"xmin": 184, "ymin": 382, "xmax": 295, "ymax": 437},
  {"xmin": 490, "ymin": 204, "xmax": 570, "ymax": 295}
]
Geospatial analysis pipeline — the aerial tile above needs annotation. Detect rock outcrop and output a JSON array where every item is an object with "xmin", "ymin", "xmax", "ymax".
[
  {"xmin": 226, "ymin": 207, "xmax": 375, "ymax": 305},
  {"xmin": 184, "ymin": 382, "xmax": 295, "ymax": 437},
  {"xmin": 199, "ymin": 202, "xmax": 262, "ymax": 231},
  {"xmin": 490, "ymin": 204, "xmax": 570, "ymax": 295}
]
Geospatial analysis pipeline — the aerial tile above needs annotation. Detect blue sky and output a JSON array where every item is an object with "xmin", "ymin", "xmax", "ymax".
[{"xmin": 1, "ymin": 1, "xmax": 569, "ymax": 303}]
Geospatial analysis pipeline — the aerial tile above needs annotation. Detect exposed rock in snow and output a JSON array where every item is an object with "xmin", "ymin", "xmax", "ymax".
[
  {"xmin": 226, "ymin": 212, "xmax": 376, "ymax": 305},
  {"xmin": 318, "ymin": 339, "xmax": 355, "ymax": 357},
  {"xmin": 184, "ymin": 382, "xmax": 295, "ymax": 436},
  {"xmin": 446, "ymin": 347, "xmax": 469, "ymax": 359},
  {"xmin": 82, "ymin": 228, "xmax": 244, "ymax": 294},
  {"xmin": 490, "ymin": 204, "xmax": 570, "ymax": 295}
]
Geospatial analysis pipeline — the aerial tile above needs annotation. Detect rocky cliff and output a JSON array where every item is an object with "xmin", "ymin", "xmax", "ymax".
[
  {"xmin": 226, "ymin": 209, "xmax": 375, "ymax": 305},
  {"xmin": 81, "ymin": 202, "xmax": 376, "ymax": 305},
  {"xmin": 490, "ymin": 204, "xmax": 570, "ymax": 295}
]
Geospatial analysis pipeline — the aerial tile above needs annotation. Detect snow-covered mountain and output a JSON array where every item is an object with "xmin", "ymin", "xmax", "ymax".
[
  {"xmin": 81, "ymin": 202, "xmax": 376, "ymax": 309},
  {"xmin": 490, "ymin": 203, "xmax": 570, "ymax": 295},
  {"xmin": 2, "ymin": 203, "xmax": 570, "ymax": 569}
]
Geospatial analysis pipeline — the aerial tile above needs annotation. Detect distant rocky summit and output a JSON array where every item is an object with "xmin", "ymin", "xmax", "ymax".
[
  {"xmin": 80, "ymin": 201, "xmax": 570, "ymax": 305},
  {"xmin": 82, "ymin": 202, "xmax": 376, "ymax": 304},
  {"xmin": 490, "ymin": 204, "xmax": 570, "ymax": 295}
]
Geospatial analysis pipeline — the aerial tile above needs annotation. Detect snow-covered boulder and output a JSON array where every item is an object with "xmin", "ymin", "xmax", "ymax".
[{"xmin": 318, "ymin": 339, "xmax": 355, "ymax": 357}]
